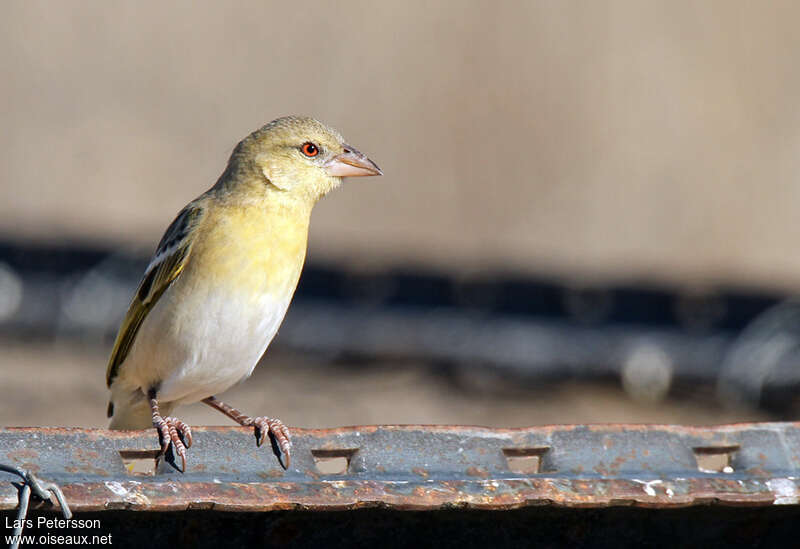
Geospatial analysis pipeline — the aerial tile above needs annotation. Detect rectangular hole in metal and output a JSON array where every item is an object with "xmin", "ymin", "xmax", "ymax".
[
  {"xmin": 311, "ymin": 449, "xmax": 358, "ymax": 475},
  {"xmin": 119, "ymin": 449, "xmax": 160, "ymax": 476},
  {"xmin": 502, "ymin": 447, "xmax": 550, "ymax": 474},
  {"xmin": 693, "ymin": 445, "xmax": 739, "ymax": 473}
]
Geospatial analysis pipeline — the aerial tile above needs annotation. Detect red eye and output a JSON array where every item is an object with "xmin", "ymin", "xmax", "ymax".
[{"xmin": 301, "ymin": 142, "xmax": 319, "ymax": 157}]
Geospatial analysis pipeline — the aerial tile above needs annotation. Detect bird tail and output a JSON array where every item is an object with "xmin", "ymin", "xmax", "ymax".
[{"xmin": 107, "ymin": 386, "xmax": 174, "ymax": 430}]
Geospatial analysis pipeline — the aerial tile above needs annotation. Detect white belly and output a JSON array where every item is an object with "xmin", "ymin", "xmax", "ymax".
[{"xmin": 118, "ymin": 280, "xmax": 291, "ymax": 405}]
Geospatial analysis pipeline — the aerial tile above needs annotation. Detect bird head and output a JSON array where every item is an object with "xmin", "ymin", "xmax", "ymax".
[{"xmin": 222, "ymin": 116, "xmax": 381, "ymax": 204}]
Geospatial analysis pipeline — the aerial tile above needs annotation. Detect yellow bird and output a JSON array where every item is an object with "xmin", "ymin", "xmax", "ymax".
[{"xmin": 106, "ymin": 116, "xmax": 381, "ymax": 470}]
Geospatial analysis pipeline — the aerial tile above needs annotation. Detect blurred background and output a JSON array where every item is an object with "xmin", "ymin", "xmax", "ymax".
[{"xmin": 2, "ymin": 1, "xmax": 800, "ymax": 428}]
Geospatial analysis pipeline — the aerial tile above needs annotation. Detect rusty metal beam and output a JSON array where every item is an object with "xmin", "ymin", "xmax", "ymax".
[{"xmin": 2, "ymin": 423, "xmax": 800, "ymax": 513}]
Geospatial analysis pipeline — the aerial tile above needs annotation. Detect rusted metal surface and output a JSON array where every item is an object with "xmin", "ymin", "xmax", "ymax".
[{"xmin": 2, "ymin": 423, "xmax": 800, "ymax": 513}]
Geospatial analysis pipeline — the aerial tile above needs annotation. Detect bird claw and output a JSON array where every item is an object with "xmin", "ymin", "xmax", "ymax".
[
  {"xmin": 155, "ymin": 416, "xmax": 193, "ymax": 472},
  {"xmin": 252, "ymin": 417, "xmax": 292, "ymax": 469}
]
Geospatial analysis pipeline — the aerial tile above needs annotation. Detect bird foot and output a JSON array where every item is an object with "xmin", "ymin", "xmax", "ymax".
[
  {"xmin": 154, "ymin": 416, "xmax": 193, "ymax": 472},
  {"xmin": 251, "ymin": 417, "xmax": 292, "ymax": 469}
]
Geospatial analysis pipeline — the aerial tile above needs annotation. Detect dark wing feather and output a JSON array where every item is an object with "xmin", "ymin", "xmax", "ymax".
[{"xmin": 105, "ymin": 202, "xmax": 205, "ymax": 387}]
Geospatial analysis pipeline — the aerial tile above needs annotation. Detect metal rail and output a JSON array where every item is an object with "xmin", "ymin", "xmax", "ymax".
[{"xmin": 2, "ymin": 423, "xmax": 800, "ymax": 512}]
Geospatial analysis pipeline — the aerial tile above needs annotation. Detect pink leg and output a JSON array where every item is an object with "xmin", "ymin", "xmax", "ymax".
[
  {"xmin": 202, "ymin": 396, "xmax": 291, "ymax": 468},
  {"xmin": 148, "ymin": 390, "xmax": 193, "ymax": 472}
]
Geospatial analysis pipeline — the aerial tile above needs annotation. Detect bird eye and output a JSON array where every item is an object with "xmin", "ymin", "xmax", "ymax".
[{"xmin": 301, "ymin": 142, "xmax": 319, "ymax": 157}]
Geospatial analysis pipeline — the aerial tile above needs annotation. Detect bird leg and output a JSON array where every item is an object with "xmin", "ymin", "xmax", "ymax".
[
  {"xmin": 202, "ymin": 396, "xmax": 292, "ymax": 468},
  {"xmin": 148, "ymin": 389, "xmax": 192, "ymax": 472}
]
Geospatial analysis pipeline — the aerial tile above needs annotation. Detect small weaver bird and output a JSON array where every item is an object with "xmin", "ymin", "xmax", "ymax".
[{"xmin": 106, "ymin": 116, "xmax": 381, "ymax": 470}]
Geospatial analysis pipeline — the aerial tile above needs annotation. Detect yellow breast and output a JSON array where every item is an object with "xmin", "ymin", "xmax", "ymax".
[{"xmin": 183, "ymin": 199, "xmax": 312, "ymax": 302}]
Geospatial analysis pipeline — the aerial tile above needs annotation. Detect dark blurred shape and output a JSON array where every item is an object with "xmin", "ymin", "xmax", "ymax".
[
  {"xmin": 0, "ymin": 239, "xmax": 796, "ymax": 414},
  {"xmin": 563, "ymin": 286, "xmax": 614, "ymax": 324},
  {"xmin": 718, "ymin": 300, "xmax": 800, "ymax": 413},
  {"xmin": 674, "ymin": 291, "xmax": 727, "ymax": 333},
  {"xmin": 0, "ymin": 262, "xmax": 23, "ymax": 322}
]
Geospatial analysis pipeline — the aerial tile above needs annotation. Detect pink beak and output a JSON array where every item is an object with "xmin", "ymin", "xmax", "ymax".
[{"xmin": 324, "ymin": 145, "xmax": 382, "ymax": 177}]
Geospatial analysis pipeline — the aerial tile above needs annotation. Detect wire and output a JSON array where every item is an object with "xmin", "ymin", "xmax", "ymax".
[{"xmin": 0, "ymin": 463, "xmax": 71, "ymax": 549}]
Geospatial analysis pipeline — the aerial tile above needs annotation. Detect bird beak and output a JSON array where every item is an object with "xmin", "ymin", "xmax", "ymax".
[{"xmin": 324, "ymin": 145, "xmax": 382, "ymax": 177}]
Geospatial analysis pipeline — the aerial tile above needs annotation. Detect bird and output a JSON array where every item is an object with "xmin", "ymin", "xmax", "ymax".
[{"xmin": 105, "ymin": 116, "xmax": 381, "ymax": 471}]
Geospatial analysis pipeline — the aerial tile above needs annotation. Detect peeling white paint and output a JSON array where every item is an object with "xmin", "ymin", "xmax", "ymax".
[
  {"xmin": 632, "ymin": 479, "xmax": 662, "ymax": 497},
  {"xmin": 665, "ymin": 488, "xmax": 674, "ymax": 497},
  {"xmin": 767, "ymin": 478, "xmax": 799, "ymax": 505},
  {"xmin": 128, "ymin": 490, "xmax": 151, "ymax": 506},
  {"xmin": 104, "ymin": 481, "xmax": 128, "ymax": 497},
  {"xmin": 104, "ymin": 481, "xmax": 150, "ymax": 505}
]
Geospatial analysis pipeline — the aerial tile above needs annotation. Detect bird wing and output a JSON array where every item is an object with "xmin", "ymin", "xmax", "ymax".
[{"xmin": 106, "ymin": 201, "xmax": 206, "ymax": 387}]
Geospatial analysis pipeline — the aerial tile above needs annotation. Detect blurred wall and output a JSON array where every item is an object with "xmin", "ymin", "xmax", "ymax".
[{"xmin": 2, "ymin": 1, "xmax": 800, "ymax": 289}]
